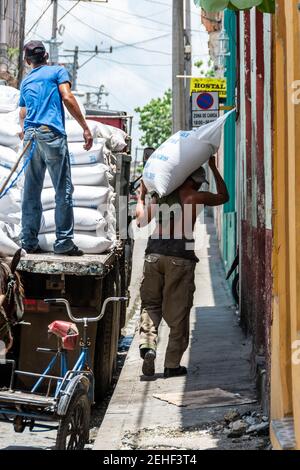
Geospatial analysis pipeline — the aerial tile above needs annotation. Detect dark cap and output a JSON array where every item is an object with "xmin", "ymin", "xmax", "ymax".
[{"xmin": 24, "ymin": 40, "xmax": 46, "ymax": 58}]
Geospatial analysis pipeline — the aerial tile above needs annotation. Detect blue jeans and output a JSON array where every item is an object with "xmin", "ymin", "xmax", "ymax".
[{"xmin": 21, "ymin": 126, "xmax": 75, "ymax": 253}]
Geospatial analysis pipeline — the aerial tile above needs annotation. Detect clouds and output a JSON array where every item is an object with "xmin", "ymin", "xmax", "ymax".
[{"xmin": 25, "ymin": 0, "xmax": 208, "ymax": 149}]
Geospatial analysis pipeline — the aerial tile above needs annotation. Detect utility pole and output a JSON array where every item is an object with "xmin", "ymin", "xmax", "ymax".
[
  {"xmin": 72, "ymin": 46, "xmax": 79, "ymax": 90},
  {"xmin": 48, "ymin": 0, "xmax": 61, "ymax": 64},
  {"xmin": 172, "ymin": 0, "xmax": 185, "ymax": 133},
  {"xmin": 17, "ymin": 0, "xmax": 27, "ymax": 87},
  {"xmin": 184, "ymin": 0, "xmax": 192, "ymax": 130},
  {"xmin": 0, "ymin": 0, "xmax": 8, "ymax": 73},
  {"xmin": 65, "ymin": 46, "xmax": 112, "ymax": 90}
]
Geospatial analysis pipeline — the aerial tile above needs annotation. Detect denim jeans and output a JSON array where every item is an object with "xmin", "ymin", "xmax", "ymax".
[{"xmin": 21, "ymin": 125, "xmax": 75, "ymax": 253}]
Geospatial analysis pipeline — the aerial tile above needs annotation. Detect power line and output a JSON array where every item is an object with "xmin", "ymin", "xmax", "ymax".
[
  {"xmin": 57, "ymin": 0, "xmax": 80, "ymax": 23},
  {"xmin": 25, "ymin": 1, "xmax": 52, "ymax": 37},
  {"xmin": 58, "ymin": 6, "xmax": 171, "ymax": 56},
  {"xmin": 79, "ymin": 52, "xmax": 171, "ymax": 67}
]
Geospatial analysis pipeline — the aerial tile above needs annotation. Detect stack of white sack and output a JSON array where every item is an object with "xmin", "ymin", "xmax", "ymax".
[
  {"xmin": 0, "ymin": 86, "xmax": 23, "ymax": 255},
  {"xmin": 143, "ymin": 110, "xmax": 235, "ymax": 197},
  {"xmin": 39, "ymin": 118, "xmax": 128, "ymax": 254}
]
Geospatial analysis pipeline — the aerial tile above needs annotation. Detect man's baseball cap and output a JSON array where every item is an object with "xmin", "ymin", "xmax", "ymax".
[
  {"xmin": 190, "ymin": 166, "xmax": 209, "ymax": 186},
  {"xmin": 24, "ymin": 40, "xmax": 46, "ymax": 58}
]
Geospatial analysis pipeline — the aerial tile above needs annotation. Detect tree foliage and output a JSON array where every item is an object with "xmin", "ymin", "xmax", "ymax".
[
  {"xmin": 194, "ymin": 59, "xmax": 215, "ymax": 77},
  {"xmin": 135, "ymin": 89, "xmax": 172, "ymax": 149}
]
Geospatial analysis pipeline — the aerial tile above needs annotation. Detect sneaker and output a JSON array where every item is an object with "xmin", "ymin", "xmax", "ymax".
[
  {"xmin": 164, "ymin": 366, "xmax": 187, "ymax": 378},
  {"xmin": 55, "ymin": 246, "xmax": 84, "ymax": 257},
  {"xmin": 142, "ymin": 349, "xmax": 156, "ymax": 377}
]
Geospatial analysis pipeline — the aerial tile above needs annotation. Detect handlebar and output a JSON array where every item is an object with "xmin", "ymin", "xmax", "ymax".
[{"xmin": 44, "ymin": 297, "xmax": 128, "ymax": 324}]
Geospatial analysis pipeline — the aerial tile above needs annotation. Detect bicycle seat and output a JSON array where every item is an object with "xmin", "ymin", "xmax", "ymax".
[{"xmin": 48, "ymin": 321, "xmax": 79, "ymax": 351}]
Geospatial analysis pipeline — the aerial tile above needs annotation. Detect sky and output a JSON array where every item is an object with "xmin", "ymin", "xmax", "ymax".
[{"xmin": 25, "ymin": 0, "xmax": 209, "ymax": 157}]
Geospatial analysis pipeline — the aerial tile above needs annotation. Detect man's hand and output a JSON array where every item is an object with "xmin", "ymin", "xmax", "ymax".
[
  {"xmin": 83, "ymin": 127, "xmax": 93, "ymax": 151},
  {"xmin": 19, "ymin": 131, "xmax": 25, "ymax": 141},
  {"xmin": 137, "ymin": 180, "xmax": 148, "ymax": 201}
]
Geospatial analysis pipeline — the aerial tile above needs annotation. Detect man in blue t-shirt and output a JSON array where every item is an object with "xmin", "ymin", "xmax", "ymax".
[{"xmin": 19, "ymin": 40, "xmax": 93, "ymax": 256}]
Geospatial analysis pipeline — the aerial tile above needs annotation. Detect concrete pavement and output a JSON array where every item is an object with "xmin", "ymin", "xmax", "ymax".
[{"xmin": 94, "ymin": 218, "xmax": 258, "ymax": 450}]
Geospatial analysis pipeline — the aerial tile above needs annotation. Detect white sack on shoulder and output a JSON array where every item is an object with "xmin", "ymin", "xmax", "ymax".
[
  {"xmin": 38, "ymin": 232, "xmax": 113, "ymax": 254},
  {"xmin": 44, "ymin": 163, "xmax": 110, "ymax": 188},
  {"xmin": 65, "ymin": 119, "xmax": 98, "ymax": 143},
  {"xmin": 68, "ymin": 140, "xmax": 105, "ymax": 165},
  {"xmin": 0, "ymin": 86, "xmax": 20, "ymax": 113},
  {"xmin": 40, "ymin": 207, "xmax": 107, "ymax": 233},
  {"xmin": 41, "ymin": 185, "xmax": 111, "ymax": 211},
  {"xmin": 143, "ymin": 110, "xmax": 235, "ymax": 197},
  {"xmin": 0, "ymin": 145, "xmax": 18, "ymax": 169}
]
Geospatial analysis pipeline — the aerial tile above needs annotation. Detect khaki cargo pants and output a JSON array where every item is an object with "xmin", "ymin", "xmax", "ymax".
[{"xmin": 139, "ymin": 254, "xmax": 196, "ymax": 369}]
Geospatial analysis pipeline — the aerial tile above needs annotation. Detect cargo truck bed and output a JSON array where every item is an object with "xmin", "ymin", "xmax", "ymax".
[{"xmin": 17, "ymin": 248, "xmax": 120, "ymax": 277}]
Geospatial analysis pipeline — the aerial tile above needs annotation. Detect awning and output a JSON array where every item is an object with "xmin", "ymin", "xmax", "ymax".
[{"xmin": 194, "ymin": 0, "xmax": 275, "ymax": 13}]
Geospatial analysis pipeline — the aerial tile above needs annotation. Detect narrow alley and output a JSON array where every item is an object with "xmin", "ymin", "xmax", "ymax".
[{"xmin": 94, "ymin": 218, "xmax": 268, "ymax": 451}]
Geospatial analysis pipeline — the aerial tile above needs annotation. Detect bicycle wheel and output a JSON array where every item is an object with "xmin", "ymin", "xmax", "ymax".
[{"xmin": 56, "ymin": 390, "xmax": 90, "ymax": 450}]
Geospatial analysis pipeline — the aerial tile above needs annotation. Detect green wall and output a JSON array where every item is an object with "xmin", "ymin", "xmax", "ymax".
[{"xmin": 222, "ymin": 9, "xmax": 237, "ymax": 270}]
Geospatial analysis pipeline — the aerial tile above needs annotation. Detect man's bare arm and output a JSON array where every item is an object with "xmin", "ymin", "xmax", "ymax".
[
  {"xmin": 59, "ymin": 83, "xmax": 93, "ymax": 150},
  {"xmin": 135, "ymin": 181, "xmax": 157, "ymax": 227},
  {"xmin": 183, "ymin": 157, "xmax": 229, "ymax": 207}
]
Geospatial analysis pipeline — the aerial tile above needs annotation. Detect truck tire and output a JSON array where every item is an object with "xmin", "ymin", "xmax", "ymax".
[{"xmin": 94, "ymin": 270, "xmax": 120, "ymax": 401}]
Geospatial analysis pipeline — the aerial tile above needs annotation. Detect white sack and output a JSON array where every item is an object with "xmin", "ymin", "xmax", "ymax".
[
  {"xmin": 143, "ymin": 111, "xmax": 235, "ymax": 197},
  {"xmin": 38, "ymin": 232, "xmax": 113, "ymax": 254},
  {"xmin": 0, "ymin": 188, "xmax": 21, "ymax": 224},
  {"xmin": 0, "ymin": 115, "xmax": 22, "ymax": 148},
  {"xmin": 0, "ymin": 145, "xmax": 18, "ymax": 169},
  {"xmin": 0, "ymin": 226, "xmax": 20, "ymax": 255},
  {"xmin": 44, "ymin": 163, "xmax": 110, "ymax": 188},
  {"xmin": 94, "ymin": 122, "xmax": 128, "ymax": 152},
  {"xmin": 0, "ymin": 86, "xmax": 20, "ymax": 113},
  {"xmin": 41, "ymin": 185, "xmax": 111, "ymax": 211},
  {"xmin": 40, "ymin": 207, "xmax": 107, "ymax": 233},
  {"xmin": 65, "ymin": 119, "xmax": 98, "ymax": 143},
  {"xmin": 68, "ymin": 140, "xmax": 105, "ymax": 165},
  {"xmin": 0, "ymin": 166, "xmax": 23, "ymax": 193}
]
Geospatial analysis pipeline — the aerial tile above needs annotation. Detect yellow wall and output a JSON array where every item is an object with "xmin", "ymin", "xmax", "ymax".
[{"xmin": 271, "ymin": 0, "xmax": 300, "ymax": 449}]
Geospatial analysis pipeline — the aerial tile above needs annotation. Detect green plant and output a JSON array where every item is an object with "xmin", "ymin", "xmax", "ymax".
[{"xmin": 135, "ymin": 89, "xmax": 172, "ymax": 148}]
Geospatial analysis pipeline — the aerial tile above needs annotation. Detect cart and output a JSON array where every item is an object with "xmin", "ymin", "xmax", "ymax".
[{"xmin": 0, "ymin": 296, "xmax": 126, "ymax": 450}]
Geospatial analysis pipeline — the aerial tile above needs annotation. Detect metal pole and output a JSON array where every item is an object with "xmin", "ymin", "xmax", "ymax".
[
  {"xmin": 184, "ymin": 0, "xmax": 192, "ymax": 129},
  {"xmin": 72, "ymin": 45, "xmax": 79, "ymax": 90},
  {"xmin": 0, "ymin": 0, "xmax": 8, "ymax": 73},
  {"xmin": 172, "ymin": 0, "xmax": 185, "ymax": 133},
  {"xmin": 50, "ymin": 0, "xmax": 58, "ymax": 64},
  {"xmin": 17, "ymin": 0, "xmax": 27, "ymax": 87}
]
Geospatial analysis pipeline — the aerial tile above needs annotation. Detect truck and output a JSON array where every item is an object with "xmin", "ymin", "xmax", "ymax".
[{"xmin": 8, "ymin": 111, "xmax": 133, "ymax": 401}]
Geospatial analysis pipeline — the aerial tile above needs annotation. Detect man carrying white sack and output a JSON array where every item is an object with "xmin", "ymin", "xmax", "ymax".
[
  {"xmin": 136, "ymin": 156, "xmax": 229, "ymax": 378},
  {"xmin": 19, "ymin": 40, "xmax": 93, "ymax": 256}
]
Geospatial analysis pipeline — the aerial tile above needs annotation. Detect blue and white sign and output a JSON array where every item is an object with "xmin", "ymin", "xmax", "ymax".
[{"xmin": 192, "ymin": 91, "xmax": 219, "ymax": 127}]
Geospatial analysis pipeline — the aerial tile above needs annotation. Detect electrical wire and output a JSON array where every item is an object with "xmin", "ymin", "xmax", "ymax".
[
  {"xmin": 25, "ymin": 0, "xmax": 52, "ymax": 37},
  {"xmin": 58, "ymin": 5, "xmax": 171, "ymax": 56}
]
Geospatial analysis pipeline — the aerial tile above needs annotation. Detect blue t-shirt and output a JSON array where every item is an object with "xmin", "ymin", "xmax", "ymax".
[{"xmin": 19, "ymin": 65, "xmax": 70, "ymax": 136}]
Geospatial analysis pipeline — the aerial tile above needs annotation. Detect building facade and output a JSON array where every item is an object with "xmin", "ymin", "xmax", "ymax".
[{"xmin": 0, "ymin": 0, "xmax": 26, "ymax": 84}]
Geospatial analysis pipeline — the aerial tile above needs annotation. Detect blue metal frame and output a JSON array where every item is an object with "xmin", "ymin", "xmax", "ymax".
[{"xmin": 30, "ymin": 344, "xmax": 90, "ymax": 398}]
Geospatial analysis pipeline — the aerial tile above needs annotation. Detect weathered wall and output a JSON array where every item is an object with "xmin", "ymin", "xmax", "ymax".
[{"xmin": 237, "ymin": 8, "xmax": 273, "ymax": 404}]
